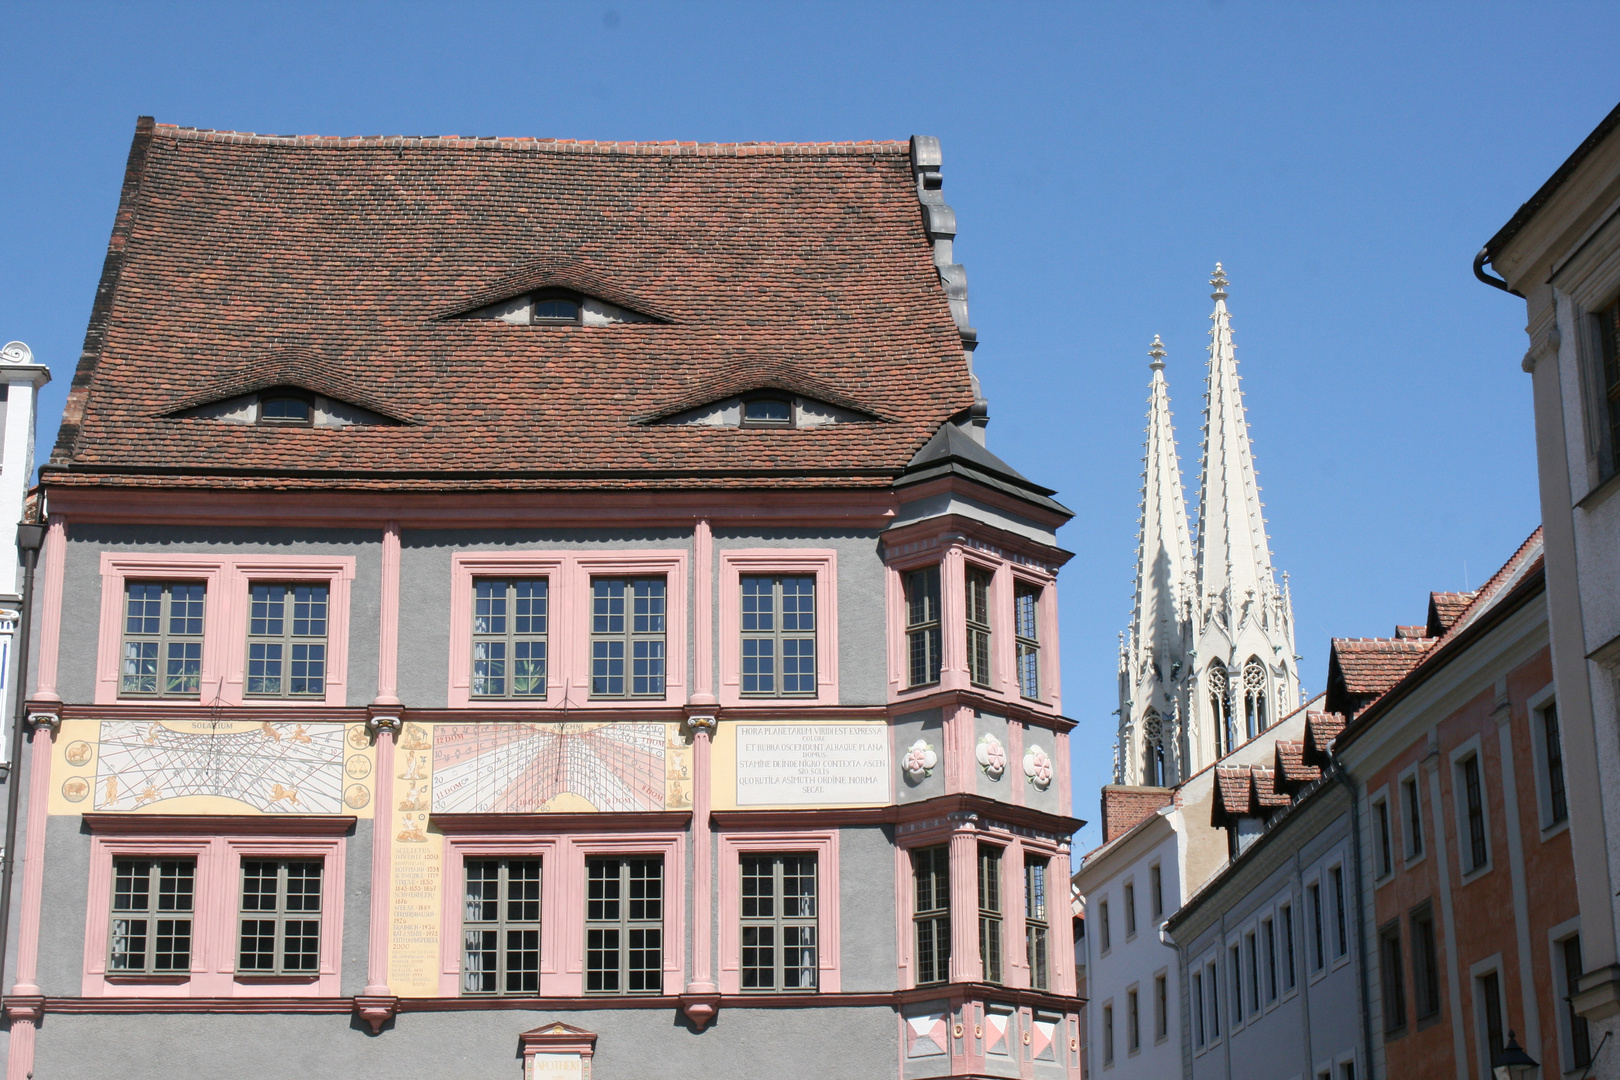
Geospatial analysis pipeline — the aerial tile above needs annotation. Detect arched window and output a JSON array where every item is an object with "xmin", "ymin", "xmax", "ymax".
[
  {"xmin": 1243, "ymin": 658, "xmax": 1268, "ymax": 740},
  {"xmin": 1209, "ymin": 663, "xmax": 1233, "ymax": 758},
  {"xmin": 1143, "ymin": 710, "xmax": 1165, "ymax": 787}
]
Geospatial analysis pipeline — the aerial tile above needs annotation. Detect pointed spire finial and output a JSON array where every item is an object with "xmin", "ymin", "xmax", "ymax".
[
  {"xmin": 1210, "ymin": 262, "xmax": 1228, "ymax": 300},
  {"xmin": 1148, "ymin": 334, "xmax": 1167, "ymax": 370}
]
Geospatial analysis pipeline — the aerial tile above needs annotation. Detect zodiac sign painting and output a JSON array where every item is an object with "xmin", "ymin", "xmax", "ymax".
[{"xmin": 93, "ymin": 721, "xmax": 347, "ymax": 814}]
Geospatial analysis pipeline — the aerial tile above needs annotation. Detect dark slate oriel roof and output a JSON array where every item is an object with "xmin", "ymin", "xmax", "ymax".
[{"xmin": 50, "ymin": 122, "xmax": 977, "ymax": 490}]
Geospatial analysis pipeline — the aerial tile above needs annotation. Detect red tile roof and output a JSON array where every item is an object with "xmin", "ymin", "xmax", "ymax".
[
  {"xmin": 1427, "ymin": 592, "xmax": 1475, "ymax": 637},
  {"xmin": 1274, "ymin": 740, "xmax": 1320, "ymax": 786},
  {"xmin": 1252, "ymin": 767, "xmax": 1291, "ymax": 809},
  {"xmin": 1214, "ymin": 767, "xmax": 1252, "ymax": 819},
  {"xmin": 1330, "ymin": 638, "xmax": 1434, "ymax": 696},
  {"xmin": 48, "ymin": 121, "xmax": 977, "ymax": 491},
  {"xmin": 1303, "ymin": 711, "xmax": 1347, "ymax": 762}
]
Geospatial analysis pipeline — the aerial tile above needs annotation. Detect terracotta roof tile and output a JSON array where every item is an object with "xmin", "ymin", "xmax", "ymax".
[
  {"xmin": 1427, "ymin": 592, "xmax": 1475, "ymax": 637},
  {"xmin": 1330, "ymin": 638, "xmax": 1434, "ymax": 695},
  {"xmin": 1252, "ymin": 766, "xmax": 1291, "ymax": 809},
  {"xmin": 1214, "ymin": 767, "xmax": 1253, "ymax": 819},
  {"xmin": 48, "ymin": 121, "xmax": 975, "ymax": 490},
  {"xmin": 1304, "ymin": 711, "xmax": 1347, "ymax": 762}
]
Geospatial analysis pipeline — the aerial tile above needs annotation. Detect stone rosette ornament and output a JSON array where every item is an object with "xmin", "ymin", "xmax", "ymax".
[
  {"xmin": 975, "ymin": 732, "xmax": 1007, "ymax": 780},
  {"xmin": 1023, "ymin": 744, "xmax": 1053, "ymax": 790},
  {"xmin": 903, "ymin": 739, "xmax": 938, "ymax": 782}
]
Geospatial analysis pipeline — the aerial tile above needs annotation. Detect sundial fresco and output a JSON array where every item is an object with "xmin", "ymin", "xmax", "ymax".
[
  {"xmin": 431, "ymin": 722, "xmax": 673, "ymax": 813},
  {"xmin": 93, "ymin": 720, "xmax": 347, "ymax": 813}
]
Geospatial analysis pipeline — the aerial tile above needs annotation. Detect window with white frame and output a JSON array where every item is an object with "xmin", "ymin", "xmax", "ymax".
[
  {"xmin": 1150, "ymin": 863, "xmax": 1163, "ymax": 921},
  {"xmin": 1280, "ymin": 901, "xmax": 1295, "ymax": 992},
  {"xmin": 1590, "ymin": 295, "xmax": 1620, "ymax": 481},
  {"xmin": 585, "ymin": 856, "xmax": 663, "ymax": 994},
  {"xmin": 1457, "ymin": 752, "xmax": 1489, "ymax": 873},
  {"xmin": 740, "ymin": 853, "xmax": 817, "ymax": 991},
  {"xmin": 1378, "ymin": 919, "xmax": 1406, "ymax": 1034},
  {"xmin": 462, "ymin": 857, "xmax": 542, "ymax": 995},
  {"xmin": 1015, "ymin": 582, "xmax": 1041, "ymax": 699},
  {"xmin": 471, "ymin": 579, "xmax": 548, "ymax": 699},
  {"xmin": 740, "ymin": 575, "xmax": 817, "ymax": 697},
  {"xmin": 1206, "ymin": 958, "xmax": 1220, "ymax": 1038},
  {"xmin": 109, "ymin": 857, "xmax": 195, "ymax": 972},
  {"xmin": 1245, "ymin": 930, "xmax": 1259, "ymax": 1015},
  {"xmin": 120, "ymin": 582, "xmax": 205, "ymax": 698},
  {"xmin": 246, "ymin": 584, "xmax": 328, "ymax": 698},
  {"xmin": 1193, "ymin": 969, "xmax": 1205, "ymax": 1048},
  {"xmin": 1401, "ymin": 774, "xmax": 1424, "ymax": 859},
  {"xmin": 1124, "ymin": 880, "xmax": 1137, "ymax": 938},
  {"xmin": 1102, "ymin": 1002, "xmax": 1115, "ymax": 1066},
  {"xmin": 1542, "ymin": 701, "xmax": 1568, "ymax": 826},
  {"xmin": 905, "ymin": 566, "xmax": 942, "ymax": 688},
  {"xmin": 1154, "ymin": 971, "xmax": 1168, "ymax": 1040},
  {"xmin": 1375, "ymin": 794, "xmax": 1394, "ymax": 879},
  {"xmin": 1098, "ymin": 897, "xmax": 1111, "ymax": 953},
  {"xmin": 1561, "ymin": 933, "xmax": 1593, "ymax": 1069},
  {"xmin": 1228, "ymin": 944, "xmax": 1243, "ymax": 1026},
  {"xmin": 1308, "ymin": 881, "xmax": 1324, "ymax": 971},
  {"xmin": 1263, "ymin": 915, "xmax": 1277, "ymax": 1003},
  {"xmin": 1331, "ymin": 866, "xmax": 1348, "ymax": 958},
  {"xmin": 590, "ymin": 578, "xmax": 666, "ymax": 698},
  {"xmin": 1478, "ymin": 969, "xmax": 1505, "ymax": 1067},
  {"xmin": 237, "ymin": 858, "xmax": 323, "ymax": 975},
  {"xmin": 966, "ymin": 566, "xmax": 993, "ymax": 688},
  {"xmin": 1127, "ymin": 986, "xmax": 1140, "ymax": 1053}
]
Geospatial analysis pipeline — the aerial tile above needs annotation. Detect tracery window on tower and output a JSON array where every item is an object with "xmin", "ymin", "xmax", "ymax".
[
  {"xmin": 1143, "ymin": 710, "xmax": 1166, "ymax": 787},
  {"xmin": 1209, "ymin": 663, "xmax": 1234, "ymax": 758},
  {"xmin": 1243, "ymin": 657, "xmax": 1268, "ymax": 740}
]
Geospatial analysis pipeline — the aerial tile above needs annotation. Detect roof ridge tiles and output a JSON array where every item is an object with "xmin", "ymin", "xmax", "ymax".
[{"xmin": 150, "ymin": 123, "xmax": 908, "ymax": 156}]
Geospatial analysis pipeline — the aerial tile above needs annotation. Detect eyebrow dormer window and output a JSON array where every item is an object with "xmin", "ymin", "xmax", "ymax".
[
  {"xmin": 530, "ymin": 293, "xmax": 581, "ymax": 326},
  {"xmin": 742, "ymin": 398, "xmax": 793, "ymax": 428},
  {"xmin": 258, "ymin": 394, "xmax": 312, "ymax": 426}
]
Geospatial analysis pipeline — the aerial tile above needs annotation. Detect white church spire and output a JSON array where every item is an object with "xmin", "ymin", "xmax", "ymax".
[
  {"xmin": 1188, "ymin": 264, "xmax": 1299, "ymax": 769},
  {"xmin": 1117, "ymin": 336, "xmax": 1195, "ymax": 785}
]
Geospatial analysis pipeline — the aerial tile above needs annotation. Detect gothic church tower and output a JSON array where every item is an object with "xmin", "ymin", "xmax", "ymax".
[{"xmin": 1117, "ymin": 265, "xmax": 1300, "ymax": 785}]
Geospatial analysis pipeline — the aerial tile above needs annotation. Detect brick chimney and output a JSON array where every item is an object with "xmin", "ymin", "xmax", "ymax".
[{"xmin": 1100, "ymin": 785, "xmax": 1174, "ymax": 843}]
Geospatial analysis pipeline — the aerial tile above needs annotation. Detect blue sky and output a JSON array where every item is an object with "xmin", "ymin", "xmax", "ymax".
[{"xmin": 3, "ymin": 2, "xmax": 1616, "ymax": 850}]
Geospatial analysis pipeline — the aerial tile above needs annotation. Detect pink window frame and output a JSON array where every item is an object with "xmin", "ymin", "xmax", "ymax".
[
  {"xmin": 717, "ymin": 549, "xmax": 839, "ymax": 708},
  {"xmin": 716, "ymin": 829, "xmax": 841, "ymax": 993},
  {"xmin": 892, "ymin": 820, "xmax": 953, "ymax": 990},
  {"xmin": 94, "ymin": 553, "xmax": 356, "ymax": 707},
  {"xmin": 447, "ymin": 551, "xmax": 688, "ymax": 710},
  {"xmin": 437, "ymin": 828, "xmax": 686, "ymax": 996},
  {"xmin": 885, "ymin": 546, "xmax": 952, "ymax": 700},
  {"xmin": 82, "ymin": 819, "xmax": 347, "ymax": 998},
  {"xmin": 1007, "ymin": 567, "xmax": 1060, "ymax": 707}
]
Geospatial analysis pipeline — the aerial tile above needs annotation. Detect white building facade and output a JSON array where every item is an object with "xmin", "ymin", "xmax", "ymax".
[{"xmin": 0, "ymin": 341, "xmax": 49, "ymax": 761}]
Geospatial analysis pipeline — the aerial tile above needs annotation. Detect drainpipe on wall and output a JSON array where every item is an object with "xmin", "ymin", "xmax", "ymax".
[
  {"xmin": 1331, "ymin": 758, "xmax": 1378, "ymax": 1079},
  {"xmin": 1160, "ymin": 922, "xmax": 1194, "ymax": 1078},
  {"xmin": 0, "ymin": 519, "xmax": 46, "ymax": 999}
]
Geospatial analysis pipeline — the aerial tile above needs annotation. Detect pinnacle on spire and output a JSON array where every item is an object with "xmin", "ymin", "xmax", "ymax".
[
  {"xmin": 1148, "ymin": 334, "xmax": 1167, "ymax": 370},
  {"xmin": 1210, "ymin": 262, "xmax": 1228, "ymax": 300}
]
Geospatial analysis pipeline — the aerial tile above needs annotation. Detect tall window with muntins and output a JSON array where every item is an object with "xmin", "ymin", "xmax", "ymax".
[
  {"xmin": 1377, "ymin": 799, "xmax": 1393, "ymax": 877},
  {"xmin": 1332, "ymin": 867, "xmax": 1348, "ymax": 957},
  {"xmin": 108, "ymin": 857, "xmax": 194, "ymax": 973},
  {"xmin": 1025, "ymin": 857, "xmax": 1049, "ymax": 990},
  {"xmin": 462, "ymin": 858, "xmax": 541, "ymax": 995},
  {"xmin": 740, "ymin": 575, "xmax": 816, "ymax": 697},
  {"xmin": 1461, "ymin": 754, "xmax": 1488, "ymax": 871},
  {"xmin": 912, "ymin": 846, "xmax": 950, "ymax": 985},
  {"xmin": 1480, "ymin": 971, "xmax": 1505, "ymax": 1065},
  {"xmin": 1155, "ymin": 972, "xmax": 1168, "ymax": 1039},
  {"xmin": 1150, "ymin": 863, "xmax": 1163, "ymax": 920},
  {"xmin": 1263, "ymin": 916, "xmax": 1277, "ymax": 1002},
  {"xmin": 966, "ymin": 567, "xmax": 993, "ymax": 687},
  {"xmin": 1411, "ymin": 905, "xmax": 1440, "ymax": 1021},
  {"xmin": 740, "ymin": 854, "xmax": 818, "ymax": 991},
  {"xmin": 121, "ymin": 582, "xmax": 206, "ymax": 698},
  {"xmin": 1128, "ymin": 988, "xmax": 1140, "ymax": 1052},
  {"xmin": 246, "ymin": 584, "xmax": 328, "ymax": 698},
  {"xmin": 1209, "ymin": 664, "xmax": 1234, "ymax": 756},
  {"xmin": 905, "ymin": 566, "xmax": 942, "ymax": 688},
  {"xmin": 1124, "ymin": 881, "xmax": 1137, "ymax": 937},
  {"xmin": 1245, "ymin": 932, "xmax": 1259, "ymax": 1014},
  {"xmin": 1243, "ymin": 658, "xmax": 1267, "ymax": 739},
  {"xmin": 471, "ymin": 579, "xmax": 548, "ymax": 698},
  {"xmin": 584, "ymin": 857, "xmax": 663, "ymax": 993},
  {"xmin": 1403, "ymin": 777, "xmax": 1423, "ymax": 857},
  {"xmin": 977, "ymin": 845, "xmax": 1003, "ymax": 984},
  {"xmin": 237, "ymin": 859, "xmax": 322, "ymax": 975},
  {"xmin": 1207, "ymin": 959, "xmax": 1220, "ymax": 1037},
  {"xmin": 1228, "ymin": 944, "xmax": 1242, "ymax": 1026},
  {"xmin": 1193, "ymin": 970, "xmax": 1206, "ymax": 1047},
  {"xmin": 1281, "ymin": 903, "xmax": 1296, "ymax": 991},
  {"xmin": 1015, "ymin": 583, "xmax": 1041, "ymax": 699},
  {"xmin": 590, "ymin": 578, "xmax": 666, "ymax": 698},
  {"xmin": 1593, "ymin": 296, "xmax": 1620, "ymax": 478},
  {"xmin": 1544, "ymin": 702, "xmax": 1568, "ymax": 824},
  {"xmin": 1565, "ymin": 935, "xmax": 1593, "ymax": 1068}
]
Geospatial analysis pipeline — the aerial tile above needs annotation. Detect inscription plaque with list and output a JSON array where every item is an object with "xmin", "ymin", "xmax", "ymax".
[{"xmin": 735, "ymin": 723, "xmax": 890, "ymax": 806}]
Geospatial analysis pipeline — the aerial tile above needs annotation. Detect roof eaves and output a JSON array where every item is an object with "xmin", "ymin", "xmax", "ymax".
[{"xmin": 1482, "ymin": 100, "xmax": 1620, "ymax": 263}]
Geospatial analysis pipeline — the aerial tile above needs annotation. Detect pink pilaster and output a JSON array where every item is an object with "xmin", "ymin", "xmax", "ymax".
[
  {"xmin": 4, "ymin": 998, "xmax": 41, "ymax": 1080},
  {"xmin": 374, "ymin": 520, "xmax": 402, "ymax": 706},
  {"xmin": 364, "ymin": 723, "xmax": 397, "ymax": 995},
  {"xmin": 691, "ymin": 518, "xmax": 716, "ymax": 706},
  {"xmin": 1051, "ymin": 847, "xmax": 1076, "ymax": 996},
  {"xmin": 13, "ymin": 726, "xmax": 53, "ymax": 996},
  {"xmin": 682, "ymin": 719, "xmax": 718, "ymax": 1026},
  {"xmin": 948, "ymin": 815, "xmax": 981, "ymax": 983},
  {"xmin": 31, "ymin": 517, "xmax": 66, "ymax": 702}
]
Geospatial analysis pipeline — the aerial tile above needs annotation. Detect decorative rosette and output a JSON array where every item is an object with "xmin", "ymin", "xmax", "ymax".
[
  {"xmin": 903, "ymin": 739, "xmax": 939, "ymax": 782},
  {"xmin": 975, "ymin": 732, "xmax": 1007, "ymax": 779},
  {"xmin": 1023, "ymin": 744, "xmax": 1054, "ymax": 790}
]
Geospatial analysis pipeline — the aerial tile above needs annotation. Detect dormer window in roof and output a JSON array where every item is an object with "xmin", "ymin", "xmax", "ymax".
[
  {"xmin": 463, "ymin": 290, "xmax": 654, "ymax": 327},
  {"xmin": 741, "ymin": 396, "xmax": 793, "ymax": 428},
  {"xmin": 258, "ymin": 392, "xmax": 312, "ymax": 427}
]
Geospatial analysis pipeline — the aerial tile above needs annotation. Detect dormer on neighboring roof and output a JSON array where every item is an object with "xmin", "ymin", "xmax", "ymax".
[
  {"xmin": 438, "ymin": 261, "xmax": 668, "ymax": 327},
  {"xmin": 160, "ymin": 347, "xmax": 411, "ymax": 429},
  {"xmin": 1426, "ymin": 591, "xmax": 1476, "ymax": 638},
  {"xmin": 1325, "ymin": 637, "xmax": 1432, "ymax": 718},
  {"xmin": 634, "ymin": 359, "xmax": 883, "ymax": 430}
]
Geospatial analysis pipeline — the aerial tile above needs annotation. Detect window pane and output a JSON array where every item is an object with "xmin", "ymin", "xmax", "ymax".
[
  {"xmin": 126, "ymin": 582, "xmax": 163, "ymax": 634},
  {"xmin": 742, "ymin": 576, "xmax": 774, "ymax": 632},
  {"xmin": 474, "ymin": 579, "xmax": 507, "ymax": 635},
  {"xmin": 744, "ymin": 398, "xmax": 791, "ymax": 423},
  {"xmin": 533, "ymin": 297, "xmax": 579, "ymax": 321}
]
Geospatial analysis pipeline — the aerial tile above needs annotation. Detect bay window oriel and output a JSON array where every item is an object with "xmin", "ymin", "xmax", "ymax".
[
  {"xmin": 905, "ymin": 566, "xmax": 943, "ymax": 688},
  {"xmin": 912, "ymin": 846, "xmax": 950, "ymax": 985}
]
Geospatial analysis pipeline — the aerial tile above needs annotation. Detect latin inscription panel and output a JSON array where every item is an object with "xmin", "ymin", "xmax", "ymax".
[{"xmin": 734, "ymin": 723, "xmax": 890, "ymax": 806}]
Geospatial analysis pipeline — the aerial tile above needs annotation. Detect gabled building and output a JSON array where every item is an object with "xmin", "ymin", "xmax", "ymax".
[{"xmin": 0, "ymin": 119, "xmax": 1083, "ymax": 1080}]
